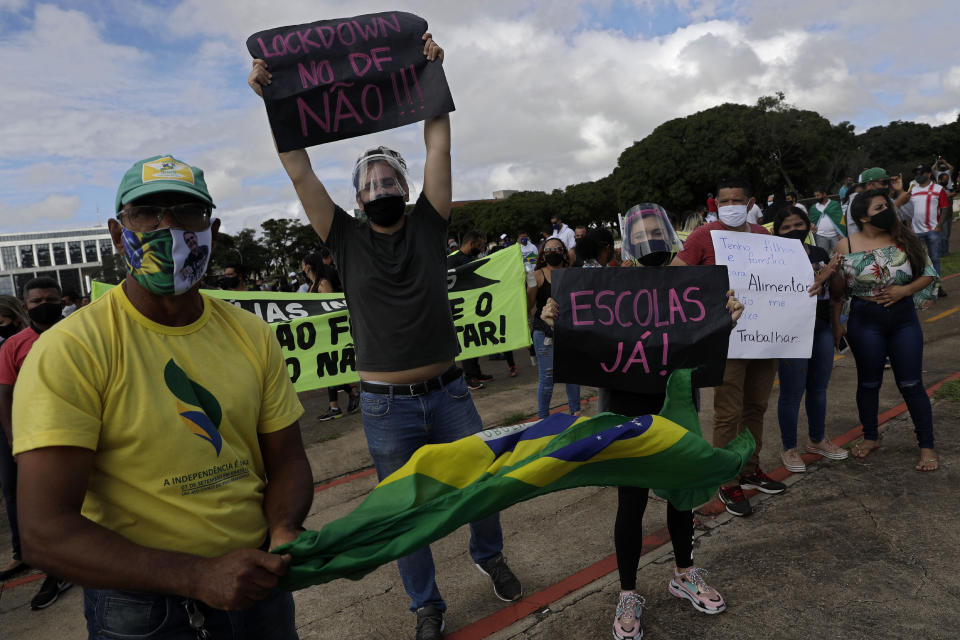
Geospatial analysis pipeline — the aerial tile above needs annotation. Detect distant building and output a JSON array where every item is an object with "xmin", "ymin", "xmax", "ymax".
[
  {"xmin": 0, "ymin": 227, "xmax": 114, "ymax": 297},
  {"xmin": 492, "ymin": 190, "xmax": 518, "ymax": 200}
]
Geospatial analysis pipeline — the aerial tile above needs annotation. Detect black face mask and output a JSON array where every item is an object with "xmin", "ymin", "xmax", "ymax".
[
  {"xmin": 28, "ymin": 302, "xmax": 63, "ymax": 326},
  {"xmin": 545, "ymin": 252, "xmax": 563, "ymax": 267},
  {"xmin": 364, "ymin": 196, "xmax": 406, "ymax": 227},
  {"xmin": 0, "ymin": 324, "xmax": 18, "ymax": 339},
  {"xmin": 639, "ymin": 251, "xmax": 670, "ymax": 267},
  {"xmin": 866, "ymin": 207, "xmax": 895, "ymax": 230},
  {"xmin": 221, "ymin": 276, "xmax": 240, "ymax": 289},
  {"xmin": 635, "ymin": 239, "xmax": 672, "ymax": 266},
  {"xmin": 781, "ymin": 229, "xmax": 808, "ymax": 242}
]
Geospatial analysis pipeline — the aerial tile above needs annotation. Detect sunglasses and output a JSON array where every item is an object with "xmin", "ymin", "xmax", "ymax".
[
  {"xmin": 543, "ymin": 247, "xmax": 565, "ymax": 253},
  {"xmin": 120, "ymin": 203, "xmax": 212, "ymax": 232}
]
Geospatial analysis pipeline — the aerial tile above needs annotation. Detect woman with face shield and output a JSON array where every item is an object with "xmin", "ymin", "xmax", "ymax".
[
  {"xmin": 541, "ymin": 204, "xmax": 744, "ymax": 637},
  {"xmin": 620, "ymin": 204, "xmax": 684, "ymax": 267}
]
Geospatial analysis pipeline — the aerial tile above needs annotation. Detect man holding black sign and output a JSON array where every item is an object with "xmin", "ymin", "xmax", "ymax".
[{"xmin": 250, "ymin": 33, "xmax": 520, "ymax": 640}]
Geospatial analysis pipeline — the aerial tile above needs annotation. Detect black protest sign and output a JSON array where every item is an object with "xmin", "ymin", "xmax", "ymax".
[
  {"xmin": 246, "ymin": 11, "xmax": 455, "ymax": 152},
  {"xmin": 552, "ymin": 266, "xmax": 731, "ymax": 393}
]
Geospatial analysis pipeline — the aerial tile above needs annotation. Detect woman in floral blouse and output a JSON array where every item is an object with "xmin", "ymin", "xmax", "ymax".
[{"xmin": 830, "ymin": 188, "xmax": 939, "ymax": 471}]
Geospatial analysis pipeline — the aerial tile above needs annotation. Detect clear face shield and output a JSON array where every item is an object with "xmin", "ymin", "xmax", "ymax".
[
  {"xmin": 619, "ymin": 204, "xmax": 683, "ymax": 266},
  {"xmin": 352, "ymin": 149, "xmax": 410, "ymax": 206}
]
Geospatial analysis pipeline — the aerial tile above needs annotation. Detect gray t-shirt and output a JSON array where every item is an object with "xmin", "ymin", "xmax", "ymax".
[{"xmin": 326, "ymin": 194, "xmax": 459, "ymax": 372}]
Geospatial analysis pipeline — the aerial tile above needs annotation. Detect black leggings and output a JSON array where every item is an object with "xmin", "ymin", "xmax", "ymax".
[
  {"xmin": 600, "ymin": 387, "xmax": 696, "ymax": 591},
  {"xmin": 615, "ymin": 487, "xmax": 695, "ymax": 590},
  {"xmin": 327, "ymin": 384, "xmax": 353, "ymax": 404}
]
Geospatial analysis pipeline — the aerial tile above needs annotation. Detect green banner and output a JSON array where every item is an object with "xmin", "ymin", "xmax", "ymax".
[{"xmin": 92, "ymin": 245, "xmax": 532, "ymax": 391}]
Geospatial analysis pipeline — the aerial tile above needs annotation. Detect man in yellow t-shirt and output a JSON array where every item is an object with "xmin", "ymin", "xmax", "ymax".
[{"xmin": 13, "ymin": 155, "xmax": 312, "ymax": 639}]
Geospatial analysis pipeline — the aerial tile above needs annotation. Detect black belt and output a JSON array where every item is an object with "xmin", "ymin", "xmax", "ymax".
[{"xmin": 360, "ymin": 366, "xmax": 462, "ymax": 396}]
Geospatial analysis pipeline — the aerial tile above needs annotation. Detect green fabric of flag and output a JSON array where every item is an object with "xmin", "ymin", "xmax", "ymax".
[{"xmin": 274, "ymin": 369, "xmax": 754, "ymax": 590}]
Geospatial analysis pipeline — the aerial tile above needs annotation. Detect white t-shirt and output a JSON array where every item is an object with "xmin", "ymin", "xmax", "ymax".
[
  {"xmin": 747, "ymin": 204, "xmax": 763, "ymax": 224},
  {"xmin": 296, "ymin": 283, "xmax": 310, "ymax": 293},
  {"xmin": 792, "ymin": 202, "xmax": 808, "ymax": 214},
  {"xmin": 550, "ymin": 223, "xmax": 577, "ymax": 253},
  {"xmin": 845, "ymin": 192, "xmax": 859, "ymax": 229},
  {"xmin": 813, "ymin": 202, "xmax": 839, "ymax": 238},
  {"xmin": 908, "ymin": 182, "xmax": 948, "ymax": 234}
]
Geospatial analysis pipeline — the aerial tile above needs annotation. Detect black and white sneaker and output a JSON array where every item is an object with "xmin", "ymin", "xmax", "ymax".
[
  {"xmin": 415, "ymin": 605, "xmax": 444, "ymax": 640},
  {"xmin": 30, "ymin": 576, "xmax": 72, "ymax": 610},
  {"xmin": 717, "ymin": 485, "xmax": 752, "ymax": 517},
  {"xmin": 317, "ymin": 407, "xmax": 343, "ymax": 421},
  {"xmin": 740, "ymin": 468, "xmax": 786, "ymax": 494},
  {"xmin": 476, "ymin": 553, "xmax": 522, "ymax": 601},
  {"xmin": 346, "ymin": 393, "xmax": 360, "ymax": 414}
]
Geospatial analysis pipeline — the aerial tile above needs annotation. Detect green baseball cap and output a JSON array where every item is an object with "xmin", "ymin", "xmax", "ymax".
[
  {"xmin": 115, "ymin": 154, "xmax": 215, "ymax": 213},
  {"xmin": 858, "ymin": 167, "xmax": 890, "ymax": 184}
]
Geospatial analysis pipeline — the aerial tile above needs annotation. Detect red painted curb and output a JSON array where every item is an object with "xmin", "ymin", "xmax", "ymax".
[
  {"xmin": 942, "ymin": 272, "xmax": 959, "ymax": 281},
  {"xmin": 313, "ymin": 468, "xmax": 376, "ymax": 494},
  {"xmin": 444, "ymin": 369, "xmax": 960, "ymax": 639},
  {"xmin": 0, "ymin": 571, "xmax": 44, "ymax": 589}
]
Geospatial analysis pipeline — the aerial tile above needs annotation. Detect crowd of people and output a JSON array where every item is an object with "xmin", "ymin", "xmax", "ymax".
[{"xmin": 0, "ymin": 32, "xmax": 954, "ymax": 640}]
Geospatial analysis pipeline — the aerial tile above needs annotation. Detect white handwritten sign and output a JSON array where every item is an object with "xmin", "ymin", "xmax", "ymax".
[{"xmin": 710, "ymin": 230, "xmax": 816, "ymax": 359}]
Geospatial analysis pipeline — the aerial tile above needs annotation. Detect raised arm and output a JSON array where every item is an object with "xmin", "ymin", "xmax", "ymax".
[
  {"xmin": 249, "ymin": 59, "xmax": 336, "ymax": 242},
  {"xmin": 420, "ymin": 34, "xmax": 452, "ymax": 219}
]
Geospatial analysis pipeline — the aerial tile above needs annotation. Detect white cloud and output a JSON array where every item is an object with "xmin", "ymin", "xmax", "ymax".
[
  {"xmin": 0, "ymin": 194, "xmax": 82, "ymax": 228},
  {"xmin": 2, "ymin": 0, "xmax": 959, "ymax": 237}
]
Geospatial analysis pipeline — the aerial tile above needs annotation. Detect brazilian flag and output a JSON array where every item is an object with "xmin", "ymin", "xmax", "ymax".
[{"xmin": 276, "ymin": 370, "xmax": 753, "ymax": 589}]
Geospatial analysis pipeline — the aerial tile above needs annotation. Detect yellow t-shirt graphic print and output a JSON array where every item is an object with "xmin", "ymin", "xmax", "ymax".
[
  {"xmin": 13, "ymin": 285, "xmax": 304, "ymax": 558},
  {"xmin": 166, "ymin": 359, "xmax": 224, "ymax": 456}
]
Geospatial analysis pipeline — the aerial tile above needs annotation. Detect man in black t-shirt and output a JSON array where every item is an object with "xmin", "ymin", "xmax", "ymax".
[{"xmin": 250, "ymin": 34, "xmax": 520, "ymax": 640}]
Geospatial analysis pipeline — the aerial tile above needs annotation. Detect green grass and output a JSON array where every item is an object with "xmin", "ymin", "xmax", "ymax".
[
  {"xmin": 935, "ymin": 380, "xmax": 960, "ymax": 403},
  {"xmin": 500, "ymin": 411, "xmax": 532, "ymax": 426},
  {"xmin": 940, "ymin": 251, "xmax": 960, "ymax": 278}
]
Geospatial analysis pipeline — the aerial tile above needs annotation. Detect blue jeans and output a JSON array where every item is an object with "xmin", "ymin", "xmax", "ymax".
[
  {"xmin": 941, "ymin": 213, "xmax": 952, "ymax": 255},
  {"xmin": 532, "ymin": 330, "xmax": 581, "ymax": 419},
  {"xmin": 777, "ymin": 319, "xmax": 834, "ymax": 450},
  {"xmin": 360, "ymin": 374, "xmax": 503, "ymax": 612},
  {"xmin": 846, "ymin": 297, "xmax": 934, "ymax": 448},
  {"xmin": 82, "ymin": 587, "xmax": 297, "ymax": 639},
  {"xmin": 0, "ymin": 432, "xmax": 19, "ymax": 561},
  {"xmin": 917, "ymin": 230, "xmax": 942, "ymax": 275}
]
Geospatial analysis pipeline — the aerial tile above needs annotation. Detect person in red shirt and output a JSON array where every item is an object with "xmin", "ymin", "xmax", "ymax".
[
  {"xmin": 671, "ymin": 178, "xmax": 787, "ymax": 517},
  {"xmin": 0, "ymin": 277, "xmax": 73, "ymax": 608},
  {"xmin": 706, "ymin": 193, "xmax": 718, "ymax": 217}
]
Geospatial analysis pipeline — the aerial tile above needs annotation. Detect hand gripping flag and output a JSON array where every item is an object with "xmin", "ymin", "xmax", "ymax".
[{"xmin": 274, "ymin": 369, "xmax": 754, "ymax": 589}]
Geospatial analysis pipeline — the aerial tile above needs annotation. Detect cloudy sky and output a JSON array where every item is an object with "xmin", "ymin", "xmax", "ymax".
[{"xmin": 0, "ymin": 0, "xmax": 958, "ymax": 234}]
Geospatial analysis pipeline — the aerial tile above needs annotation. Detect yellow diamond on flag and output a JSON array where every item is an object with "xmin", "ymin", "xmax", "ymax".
[{"xmin": 142, "ymin": 156, "xmax": 195, "ymax": 184}]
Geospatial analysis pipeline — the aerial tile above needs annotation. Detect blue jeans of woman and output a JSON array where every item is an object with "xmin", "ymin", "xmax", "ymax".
[
  {"xmin": 777, "ymin": 318, "xmax": 835, "ymax": 450},
  {"xmin": 532, "ymin": 330, "xmax": 581, "ymax": 419},
  {"xmin": 82, "ymin": 587, "xmax": 297, "ymax": 639},
  {"xmin": 360, "ymin": 374, "xmax": 503, "ymax": 612},
  {"xmin": 846, "ymin": 297, "xmax": 934, "ymax": 448}
]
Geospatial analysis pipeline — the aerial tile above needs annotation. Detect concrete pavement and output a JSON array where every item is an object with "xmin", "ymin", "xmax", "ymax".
[{"xmin": 1, "ymin": 273, "xmax": 958, "ymax": 639}]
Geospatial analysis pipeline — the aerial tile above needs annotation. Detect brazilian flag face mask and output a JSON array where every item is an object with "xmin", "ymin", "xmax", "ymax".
[{"xmin": 120, "ymin": 225, "xmax": 213, "ymax": 296}]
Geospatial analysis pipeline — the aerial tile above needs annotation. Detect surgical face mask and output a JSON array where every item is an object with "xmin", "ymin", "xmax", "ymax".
[
  {"xmin": 519, "ymin": 237, "xmax": 529, "ymax": 246},
  {"xmin": 866, "ymin": 207, "xmax": 895, "ymax": 230},
  {"xmin": 781, "ymin": 229, "xmax": 808, "ymax": 242},
  {"xmin": 121, "ymin": 225, "xmax": 213, "ymax": 296},
  {"xmin": 552, "ymin": 223, "xmax": 561, "ymax": 231},
  {"xmin": 221, "ymin": 275, "xmax": 240, "ymax": 289},
  {"xmin": 28, "ymin": 302, "xmax": 63, "ymax": 326},
  {"xmin": 718, "ymin": 204, "xmax": 748, "ymax": 228},
  {"xmin": 364, "ymin": 195, "xmax": 406, "ymax": 227}
]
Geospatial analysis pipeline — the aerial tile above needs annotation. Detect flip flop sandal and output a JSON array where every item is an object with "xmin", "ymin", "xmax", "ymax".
[
  {"xmin": 852, "ymin": 442, "xmax": 881, "ymax": 459},
  {"xmin": 916, "ymin": 458, "xmax": 939, "ymax": 472}
]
